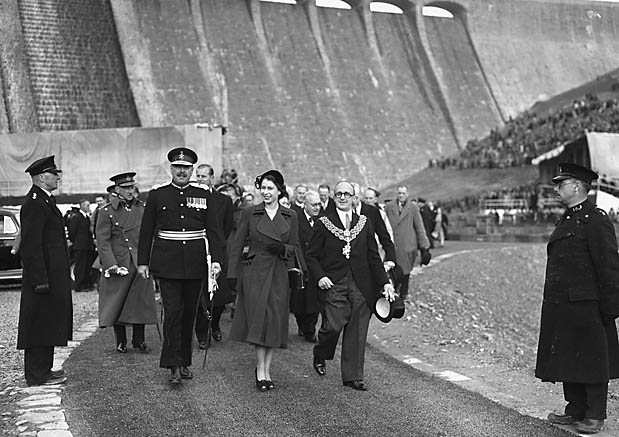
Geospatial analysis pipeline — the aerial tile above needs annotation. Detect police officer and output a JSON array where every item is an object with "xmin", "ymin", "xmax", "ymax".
[
  {"xmin": 138, "ymin": 148, "xmax": 223, "ymax": 385},
  {"xmin": 17, "ymin": 156, "xmax": 72, "ymax": 386},
  {"xmin": 536, "ymin": 163, "xmax": 619, "ymax": 434}
]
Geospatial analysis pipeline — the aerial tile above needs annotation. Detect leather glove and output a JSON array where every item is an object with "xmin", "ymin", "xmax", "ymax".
[
  {"xmin": 227, "ymin": 278, "xmax": 237, "ymax": 291},
  {"xmin": 34, "ymin": 284, "xmax": 50, "ymax": 295},
  {"xmin": 420, "ymin": 248, "xmax": 431, "ymax": 266},
  {"xmin": 266, "ymin": 242, "xmax": 286, "ymax": 256},
  {"xmin": 601, "ymin": 313, "xmax": 616, "ymax": 327}
]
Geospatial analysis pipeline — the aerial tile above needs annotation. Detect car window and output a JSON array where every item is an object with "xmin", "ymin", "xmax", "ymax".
[{"xmin": 1, "ymin": 214, "xmax": 18, "ymax": 234}]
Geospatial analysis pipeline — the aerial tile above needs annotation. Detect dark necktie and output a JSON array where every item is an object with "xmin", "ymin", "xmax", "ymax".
[{"xmin": 309, "ymin": 217, "xmax": 314, "ymax": 227}]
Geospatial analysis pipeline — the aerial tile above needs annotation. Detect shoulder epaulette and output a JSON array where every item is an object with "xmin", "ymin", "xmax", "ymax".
[
  {"xmin": 151, "ymin": 182, "xmax": 170, "ymax": 190},
  {"xmin": 189, "ymin": 182, "xmax": 209, "ymax": 191},
  {"xmin": 596, "ymin": 208, "xmax": 608, "ymax": 216}
]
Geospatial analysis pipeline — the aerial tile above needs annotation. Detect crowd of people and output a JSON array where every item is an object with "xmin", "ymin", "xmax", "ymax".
[{"xmin": 429, "ymin": 94, "xmax": 619, "ymax": 170}]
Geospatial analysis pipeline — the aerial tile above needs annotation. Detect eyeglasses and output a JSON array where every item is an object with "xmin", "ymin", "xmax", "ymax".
[
  {"xmin": 334, "ymin": 192, "xmax": 353, "ymax": 199},
  {"xmin": 556, "ymin": 180, "xmax": 578, "ymax": 190}
]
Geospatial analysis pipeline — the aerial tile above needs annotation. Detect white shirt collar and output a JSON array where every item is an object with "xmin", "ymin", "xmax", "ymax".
[
  {"xmin": 336, "ymin": 209, "xmax": 351, "ymax": 228},
  {"xmin": 40, "ymin": 187, "xmax": 53, "ymax": 197}
]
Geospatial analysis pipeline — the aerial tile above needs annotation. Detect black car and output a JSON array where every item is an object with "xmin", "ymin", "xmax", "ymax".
[{"xmin": 0, "ymin": 207, "xmax": 22, "ymax": 280}]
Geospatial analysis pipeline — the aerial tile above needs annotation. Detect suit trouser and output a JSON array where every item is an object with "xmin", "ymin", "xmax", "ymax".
[
  {"xmin": 114, "ymin": 324, "xmax": 145, "ymax": 346},
  {"xmin": 73, "ymin": 249, "xmax": 94, "ymax": 290},
  {"xmin": 563, "ymin": 381, "xmax": 608, "ymax": 420},
  {"xmin": 24, "ymin": 346, "xmax": 54, "ymax": 386},
  {"xmin": 158, "ymin": 278, "xmax": 202, "ymax": 369},
  {"xmin": 398, "ymin": 274, "xmax": 411, "ymax": 298},
  {"xmin": 313, "ymin": 273, "xmax": 371, "ymax": 382},
  {"xmin": 294, "ymin": 312, "xmax": 319, "ymax": 337}
]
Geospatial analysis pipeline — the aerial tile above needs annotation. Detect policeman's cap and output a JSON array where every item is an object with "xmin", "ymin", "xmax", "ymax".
[
  {"xmin": 106, "ymin": 184, "xmax": 116, "ymax": 194},
  {"xmin": 25, "ymin": 155, "xmax": 62, "ymax": 175},
  {"xmin": 110, "ymin": 172, "xmax": 136, "ymax": 187},
  {"xmin": 167, "ymin": 147, "xmax": 198, "ymax": 166},
  {"xmin": 552, "ymin": 162, "xmax": 598, "ymax": 185}
]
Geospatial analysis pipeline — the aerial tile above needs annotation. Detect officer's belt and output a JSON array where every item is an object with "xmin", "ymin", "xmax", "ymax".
[{"xmin": 157, "ymin": 229, "xmax": 206, "ymax": 240}]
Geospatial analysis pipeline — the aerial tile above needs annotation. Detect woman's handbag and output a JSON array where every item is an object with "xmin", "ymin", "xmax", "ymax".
[{"xmin": 288, "ymin": 248, "xmax": 305, "ymax": 291}]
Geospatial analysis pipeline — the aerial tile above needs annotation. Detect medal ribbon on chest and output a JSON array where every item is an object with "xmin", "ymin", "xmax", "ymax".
[
  {"xmin": 187, "ymin": 197, "xmax": 207, "ymax": 209},
  {"xmin": 319, "ymin": 215, "xmax": 367, "ymax": 259}
]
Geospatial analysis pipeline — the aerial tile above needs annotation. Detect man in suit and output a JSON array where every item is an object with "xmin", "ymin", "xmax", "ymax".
[
  {"xmin": 138, "ymin": 147, "xmax": 223, "ymax": 385},
  {"xmin": 318, "ymin": 183, "xmax": 336, "ymax": 215},
  {"xmin": 306, "ymin": 181, "xmax": 395, "ymax": 391},
  {"xmin": 385, "ymin": 186, "xmax": 431, "ymax": 299},
  {"xmin": 17, "ymin": 155, "xmax": 72, "ymax": 386},
  {"xmin": 351, "ymin": 183, "xmax": 397, "ymax": 267},
  {"xmin": 418, "ymin": 198, "xmax": 437, "ymax": 249},
  {"xmin": 194, "ymin": 163, "xmax": 234, "ymax": 346},
  {"xmin": 291, "ymin": 184, "xmax": 307, "ymax": 216},
  {"xmin": 68, "ymin": 199, "xmax": 96, "ymax": 291},
  {"xmin": 536, "ymin": 163, "xmax": 619, "ymax": 435},
  {"xmin": 290, "ymin": 190, "xmax": 322, "ymax": 342}
]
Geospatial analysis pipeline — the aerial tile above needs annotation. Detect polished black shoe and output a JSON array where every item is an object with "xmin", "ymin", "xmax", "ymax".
[
  {"xmin": 304, "ymin": 334, "xmax": 317, "ymax": 343},
  {"xmin": 313, "ymin": 356, "xmax": 326, "ymax": 376},
  {"xmin": 255, "ymin": 368, "xmax": 268, "ymax": 392},
  {"xmin": 298, "ymin": 328, "xmax": 304, "ymax": 337},
  {"xmin": 212, "ymin": 330, "xmax": 222, "ymax": 342},
  {"xmin": 266, "ymin": 380, "xmax": 275, "ymax": 390},
  {"xmin": 180, "ymin": 366, "xmax": 193, "ymax": 380},
  {"xmin": 168, "ymin": 367, "xmax": 182, "ymax": 385},
  {"xmin": 547, "ymin": 412, "xmax": 581, "ymax": 425},
  {"xmin": 575, "ymin": 418, "xmax": 604, "ymax": 434},
  {"xmin": 198, "ymin": 341, "xmax": 208, "ymax": 350},
  {"xmin": 117, "ymin": 342, "xmax": 127, "ymax": 353},
  {"xmin": 343, "ymin": 380, "xmax": 367, "ymax": 391},
  {"xmin": 40, "ymin": 375, "xmax": 67, "ymax": 386},
  {"xmin": 134, "ymin": 342, "xmax": 150, "ymax": 353}
]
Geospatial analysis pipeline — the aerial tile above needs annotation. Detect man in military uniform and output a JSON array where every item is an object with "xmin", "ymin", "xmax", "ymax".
[
  {"xmin": 97, "ymin": 172, "xmax": 158, "ymax": 354},
  {"xmin": 536, "ymin": 162, "xmax": 619, "ymax": 434},
  {"xmin": 17, "ymin": 156, "xmax": 72, "ymax": 386},
  {"xmin": 138, "ymin": 148, "xmax": 223, "ymax": 385}
]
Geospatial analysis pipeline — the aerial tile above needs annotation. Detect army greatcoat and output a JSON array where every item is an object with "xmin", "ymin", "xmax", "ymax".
[
  {"xmin": 228, "ymin": 203, "xmax": 300, "ymax": 348},
  {"xmin": 17, "ymin": 185, "xmax": 73, "ymax": 349},
  {"xmin": 535, "ymin": 200, "xmax": 619, "ymax": 384},
  {"xmin": 97, "ymin": 196, "xmax": 157, "ymax": 327}
]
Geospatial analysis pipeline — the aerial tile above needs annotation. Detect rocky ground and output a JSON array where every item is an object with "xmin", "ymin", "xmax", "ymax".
[{"xmin": 1, "ymin": 242, "xmax": 618, "ymax": 435}]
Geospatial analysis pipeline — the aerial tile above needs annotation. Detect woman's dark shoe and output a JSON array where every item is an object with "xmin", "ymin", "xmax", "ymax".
[
  {"xmin": 255, "ymin": 368, "xmax": 268, "ymax": 392},
  {"xmin": 117, "ymin": 342, "xmax": 127, "ymax": 353},
  {"xmin": 266, "ymin": 380, "xmax": 274, "ymax": 390},
  {"xmin": 212, "ymin": 329, "xmax": 222, "ymax": 341},
  {"xmin": 133, "ymin": 342, "xmax": 150, "ymax": 353}
]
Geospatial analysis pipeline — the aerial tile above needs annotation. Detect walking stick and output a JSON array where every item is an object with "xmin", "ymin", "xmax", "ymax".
[{"xmin": 202, "ymin": 253, "xmax": 218, "ymax": 369}]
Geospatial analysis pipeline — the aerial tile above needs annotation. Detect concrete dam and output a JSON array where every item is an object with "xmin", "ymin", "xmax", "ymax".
[{"xmin": 1, "ymin": 0, "xmax": 618, "ymax": 188}]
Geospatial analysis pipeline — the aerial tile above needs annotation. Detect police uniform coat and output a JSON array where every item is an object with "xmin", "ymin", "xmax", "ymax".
[
  {"xmin": 97, "ymin": 196, "xmax": 157, "ymax": 327},
  {"xmin": 535, "ymin": 200, "xmax": 619, "ymax": 384},
  {"xmin": 228, "ymin": 203, "xmax": 300, "ymax": 348},
  {"xmin": 138, "ymin": 182, "xmax": 224, "ymax": 278},
  {"xmin": 17, "ymin": 185, "xmax": 73, "ymax": 349},
  {"xmin": 385, "ymin": 201, "xmax": 430, "ymax": 274}
]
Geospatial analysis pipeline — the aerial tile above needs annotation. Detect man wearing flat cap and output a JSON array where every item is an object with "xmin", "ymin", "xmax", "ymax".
[
  {"xmin": 97, "ymin": 172, "xmax": 158, "ymax": 354},
  {"xmin": 17, "ymin": 156, "xmax": 72, "ymax": 386},
  {"xmin": 536, "ymin": 162, "xmax": 619, "ymax": 434},
  {"xmin": 138, "ymin": 147, "xmax": 224, "ymax": 385}
]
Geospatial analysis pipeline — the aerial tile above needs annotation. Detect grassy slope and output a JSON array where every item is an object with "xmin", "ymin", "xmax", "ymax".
[{"xmin": 380, "ymin": 166, "xmax": 539, "ymax": 203}]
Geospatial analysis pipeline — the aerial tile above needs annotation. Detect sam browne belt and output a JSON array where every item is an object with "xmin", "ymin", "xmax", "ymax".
[{"xmin": 157, "ymin": 229, "xmax": 207, "ymax": 241}]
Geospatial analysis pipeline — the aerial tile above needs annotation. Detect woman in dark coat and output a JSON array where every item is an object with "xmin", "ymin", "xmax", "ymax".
[{"xmin": 227, "ymin": 170, "xmax": 301, "ymax": 391}]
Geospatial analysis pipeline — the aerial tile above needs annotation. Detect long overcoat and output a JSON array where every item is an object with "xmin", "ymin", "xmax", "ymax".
[
  {"xmin": 385, "ymin": 201, "xmax": 430, "ymax": 273},
  {"xmin": 17, "ymin": 185, "xmax": 73, "ymax": 349},
  {"xmin": 535, "ymin": 200, "xmax": 619, "ymax": 383},
  {"xmin": 97, "ymin": 196, "xmax": 157, "ymax": 327},
  {"xmin": 289, "ymin": 209, "xmax": 321, "ymax": 314},
  {"xmin": 227, "ymin": 203, "xmax": 300, "ymax": 348}
]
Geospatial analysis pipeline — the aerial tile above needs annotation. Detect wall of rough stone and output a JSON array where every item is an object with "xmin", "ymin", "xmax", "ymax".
[{"xmin": 13, "ymin": 0, "xmax": 139, "ymax": 131}]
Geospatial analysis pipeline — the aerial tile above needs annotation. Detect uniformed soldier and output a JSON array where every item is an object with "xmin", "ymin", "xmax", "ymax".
[
  {"xmin": 97, "ymin": 172, "xmax": 158, "ymax": 354},
  {"xmin": 536, "ymin": 162, "xmax": 619, "ymax": 435},
  {"xmin": 17, "ymin": 156, "xmax": 72, "ymax": 386},
  {"xmin": 137, "ymin": 148, "xmax": 223, "ymax": 385}
]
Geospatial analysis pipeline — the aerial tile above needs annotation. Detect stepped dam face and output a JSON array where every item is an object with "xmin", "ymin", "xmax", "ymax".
[{"xmin": 1, "ymin": 0, "xmax": 618, "ymax": 188}]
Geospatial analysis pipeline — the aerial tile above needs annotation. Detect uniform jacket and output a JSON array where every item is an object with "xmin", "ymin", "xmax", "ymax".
[
  {"xmin": 360, "ymin": 202, "xmax": 396, "ymax": 263},
  {"xmin": 385, "ymin": 200, "xmax": 430, "ymax": 273},
  {"xmin": 535, "ymin": 199, "xmax": 619, "ymax": 383},
  {"xmin": 97, "ymin": 196, "xmax": 157, "ymax": 326},
  {"xmin": 228, "ymin": 203, "xmax": 301, "ymax": 347},
  {"xmin": 138, "ymin": 182, "xmax": 224, "ymax": 280},
  {"xmin": 17, "ymin": 185, "xmax": 73, "ymax": 349},
  {"xmin": 68, "ymin": 211, "xmax": 94, "ymax": 251},
  {"xmin": 305, "ymin": 211, "xmax": 388, "ymax": 310}
]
